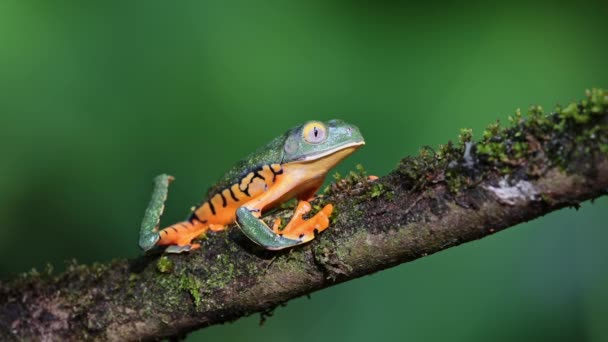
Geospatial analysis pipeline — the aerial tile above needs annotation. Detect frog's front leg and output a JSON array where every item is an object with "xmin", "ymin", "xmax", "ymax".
[
  {"xmin": 236, "ymin": 206, "xmax": 301, "ymax": 250},
  {"xmin": 272, "ymin": 200, "xmax": 333, "ymax": 242},
  {"xmin": 235, "ymin": 179, "xmax": 333, "ymax": 250},
  {"xmin": 236, "ymin": 203, "xmax": 333, "ymax": 250}
]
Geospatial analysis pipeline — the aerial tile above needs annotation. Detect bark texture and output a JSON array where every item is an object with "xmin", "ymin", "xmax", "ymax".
[{"xmin": 1, "ymin": 90, "xmax": 607, "ymax": 341}]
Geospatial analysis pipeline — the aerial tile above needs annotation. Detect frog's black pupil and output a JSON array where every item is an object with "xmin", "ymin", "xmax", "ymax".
[{"xmin": 314, "ymin": 127, "xmax": 318, "ymax": 137}]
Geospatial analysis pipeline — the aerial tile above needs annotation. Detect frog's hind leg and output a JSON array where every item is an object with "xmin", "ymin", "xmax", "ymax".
[{"xmin": 157, "ymin": 220, "xmax": 209, "ymax": 253}]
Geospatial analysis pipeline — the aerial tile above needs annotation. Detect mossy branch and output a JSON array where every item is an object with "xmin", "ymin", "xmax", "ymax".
[{"xmin": 1, "ymin": 90, "xmax": 608, "ymax": 341}]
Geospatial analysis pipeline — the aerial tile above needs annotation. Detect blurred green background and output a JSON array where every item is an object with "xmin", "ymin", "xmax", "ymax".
[{"xmin": 1, "ymin": 1, "xmax": 607, "ymax": 341}]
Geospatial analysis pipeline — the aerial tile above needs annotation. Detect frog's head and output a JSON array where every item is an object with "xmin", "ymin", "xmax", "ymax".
[{"xmin": 282, "ymin": 119, "xmax": 365, "ymax": 163}]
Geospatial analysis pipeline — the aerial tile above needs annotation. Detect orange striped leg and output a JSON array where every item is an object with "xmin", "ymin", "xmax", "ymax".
[{"xmin": 157, "ymin": 220, "xmax": 208, "ymax": 253}]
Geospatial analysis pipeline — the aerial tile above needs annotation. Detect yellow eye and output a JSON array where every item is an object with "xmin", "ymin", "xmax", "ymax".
[{"xmin": 303, "ymin": 121, "xmax": 327, "ymax": 144}]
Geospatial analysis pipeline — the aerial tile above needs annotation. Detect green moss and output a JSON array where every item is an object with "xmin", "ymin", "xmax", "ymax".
[
  {"xmin": 148, "ymin": 253, "xmax": 237, "ymax": 312},
  {"xmin": 156, "ymin": 256, "xmax": 174, "ymax": 274},
  {"xmin": 179, "ymin": 274, "xmax": 202, "ymax": 309},
  {"xmin": 128, "ymin": 273, "xmax": 139, "ymax": 285},
  {"xmin": 527, "ymin": 104, "xmax": 544, "ymax": 119},
  {"xmin": 561, "ymin": 102, "xmax": 590, "ymax": 123},
  {"xmin": 445, "ymin": 169, "xmax": 467, "ymax": 193},
  {"xmin": 324, "ymin": 164, "xmax": 372, "ymax": 195},
  {"xmin": 153, "ymin": 270, "xmax": 187, "ymax": 311},
  {"xmin": 508, "ymin": 108, "xmax": 523, "ymax": 125},
  {"xmin": 546, "ymin": 88, "xmax": 607, "ymax": 169},
  {"xmin": 27, "ymin": 267, "xmax": 40, "ymax": 277},
  {"xmin": 476, "ymin": 89, "xmax": 607, "ymax": 172},
  {"xmin": 512, "ymin": 141, "xmax": 528, "ymax": 158},
  {"xmin": 396, "ymin": 88, "xmax": 607, "ymax": 195},
  {"xmin": 458, "ymin": 128, "xmax": 473, "ymax": 144},
  {"xmin": 476, "ymin": 141, "xmax": 508, "ymax": 163},
  {"xmin": 369, "ymin": 182, "xmax": 392, "ymax": 200},
  {"xmin": 397, "ymin": 147, "xmax": 438, "ymax": 191},
  {"xmin": 482, "ymin": 121, "xmax": 501, "ymax": 140},
  {"xmin": 204, "ymin": 253, "xmax": 236, "ymax": 290}
]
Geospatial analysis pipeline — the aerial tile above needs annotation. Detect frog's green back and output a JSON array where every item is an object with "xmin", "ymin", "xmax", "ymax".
[{"xmin": 206, "ymin": 131, "xmax": 289, "ymax": 197}]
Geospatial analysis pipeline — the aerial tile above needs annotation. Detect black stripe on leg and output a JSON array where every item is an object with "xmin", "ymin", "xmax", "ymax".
[
  {"xmin": 208, "ymin": 200, "xmax": 216, "ymax": 215},
  {"xmin": 228, "ymin": 186, "xmax": 239, "ymax": 202},
  {"xmin": 189, "ymin": 212, "xmax": 205, "ymax": 224},
  {"xmin": 241, "ymin": 171, "xmax": 265, "ymax": 197},
  {"xmin": 240, "ymin": 185, "xmax": 251, "ymax": 197},
  {"xmin": 220, "ymin": 192, "xmax": 227, "ymax": 207},
  {"xmin": 252, "ymin": 170, "xmax": 265, "ymax": 181},
  {"xmin": 269, "ymin": 164, "xmax": 284, "ymax": 182}
]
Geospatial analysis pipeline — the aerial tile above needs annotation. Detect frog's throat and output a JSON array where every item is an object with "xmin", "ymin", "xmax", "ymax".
[
  {"xmin": 299, "ymin": 140, "xmax": 365, "ymax": 162},
  {"xmin": 285, "ymin": 145, "xmax": 363, "ymax": 178}
]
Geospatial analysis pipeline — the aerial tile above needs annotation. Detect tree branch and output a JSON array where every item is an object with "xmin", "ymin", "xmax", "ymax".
[{"xmin": 1, "ymin": 90, "xmax": 607, "ymax": 341}]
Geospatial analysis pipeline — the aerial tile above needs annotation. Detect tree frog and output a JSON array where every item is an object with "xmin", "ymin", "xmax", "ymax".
[{"xmin": 139, "ymin": 120, "xmax": 365, "ymax": 253}]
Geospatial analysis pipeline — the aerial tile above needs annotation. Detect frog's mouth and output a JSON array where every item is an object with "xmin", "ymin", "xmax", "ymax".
[{"xmin": 300, "ymin": 140, "xmax": 365, "ymax": 162}]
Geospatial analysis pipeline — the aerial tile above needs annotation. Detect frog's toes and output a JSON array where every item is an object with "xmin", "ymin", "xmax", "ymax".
[
  {"xmin": 280, "ymin": 202, "xmax": 333, "ymax": 242},
  {"xmin": 271, "ymin": 217, "xmax": 282, "ymax": 233}
]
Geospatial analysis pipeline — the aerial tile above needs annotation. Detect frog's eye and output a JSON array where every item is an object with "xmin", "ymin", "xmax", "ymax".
[{"xmin": 303, "ymin": 121, "xmax": 327, "ymax": 144}]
